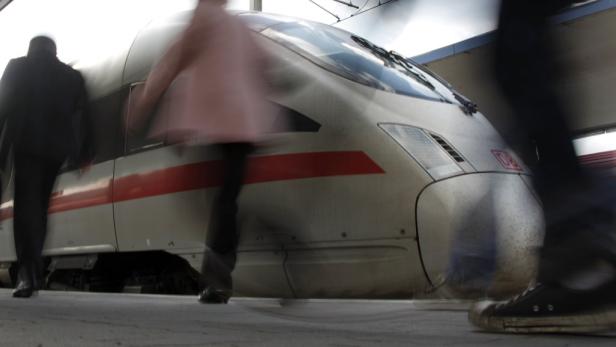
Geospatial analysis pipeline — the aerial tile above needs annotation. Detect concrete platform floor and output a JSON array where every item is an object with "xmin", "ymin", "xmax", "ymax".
[{"xmin": 0, "ymin": 289, "xmax": 615, "ymax": 346}]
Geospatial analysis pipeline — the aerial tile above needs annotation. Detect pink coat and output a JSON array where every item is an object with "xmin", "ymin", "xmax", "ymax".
[{"xmin": 136, "ymin": 1, "xmax": 275, "ymax": 145}]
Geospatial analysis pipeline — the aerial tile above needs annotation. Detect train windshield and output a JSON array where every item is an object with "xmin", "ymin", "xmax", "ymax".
[{"xmin": 262, "ymin": 21, "xmax": 455, "ymax": 103}]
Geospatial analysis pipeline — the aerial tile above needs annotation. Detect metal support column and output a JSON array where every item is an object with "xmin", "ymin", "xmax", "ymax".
[{"xmin": 250, "ymin": 0, "xmax": 262, "ymax": 11}]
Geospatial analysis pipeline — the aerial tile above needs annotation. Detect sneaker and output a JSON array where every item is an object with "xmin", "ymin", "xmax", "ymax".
[{"xmin": 468, "ymin": 281, "xmax": 616, "ymax": 333}]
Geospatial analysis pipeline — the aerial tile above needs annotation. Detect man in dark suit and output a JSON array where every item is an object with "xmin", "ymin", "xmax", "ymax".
[
  {"xmin": 0, "ymin": 36, "xmax": 92, "ymax": 298},
  {"xmin": 469, "ymin": 0, "xmax": 616, "ymax": 332}
]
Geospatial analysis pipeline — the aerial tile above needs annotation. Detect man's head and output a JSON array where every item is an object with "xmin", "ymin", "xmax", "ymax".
[{"xmin": 28, "ymin": 36, "xmax": 57, "ymax": 56}]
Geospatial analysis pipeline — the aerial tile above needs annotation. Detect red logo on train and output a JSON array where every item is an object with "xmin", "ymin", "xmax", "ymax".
[{"xmin": 491, "ymin": 150, "xmax": 523, "ymax": 171}]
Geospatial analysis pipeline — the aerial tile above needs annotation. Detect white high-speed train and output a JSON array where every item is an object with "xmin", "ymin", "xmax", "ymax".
[{"xmin": 0, "ymin": 11, "xmax": 544, "ymax": 298}]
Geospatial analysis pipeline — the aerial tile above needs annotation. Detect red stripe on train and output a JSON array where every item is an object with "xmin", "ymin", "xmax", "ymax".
[{"xmin": 0, "ymin": 151, "xmax": 384, "ymax": 221}]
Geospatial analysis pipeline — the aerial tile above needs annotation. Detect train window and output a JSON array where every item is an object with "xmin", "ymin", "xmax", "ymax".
[
  {"xmin": 271, "ymin": 103, "xmax": 321, "ymax": 133},
  {"xmin": 54, "ymin": 84, "xmax": 127, "ymax": 173},
  {"xmin": 124, "ymin": 83, "xmax": 167, "ymax": 154},
  {"xmin": 88, "ymin": 87, "xmax": 128, "ymax": 164},
  {"xmin": 262, "ymin": 21, "xmax": 448, "ymax": 102}
]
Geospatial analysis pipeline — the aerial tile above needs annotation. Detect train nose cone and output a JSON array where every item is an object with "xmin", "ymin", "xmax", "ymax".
[{"xmin": 416, "ymin": 173, "xmax": 544, "ymax": 298}]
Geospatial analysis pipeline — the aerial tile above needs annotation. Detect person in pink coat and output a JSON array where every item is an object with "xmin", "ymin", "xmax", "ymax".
[{"xmin": 129, "ymin": 0, "xmax": 274, "ymax": 304}]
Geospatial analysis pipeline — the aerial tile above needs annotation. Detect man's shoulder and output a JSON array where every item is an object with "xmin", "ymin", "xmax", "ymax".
[
  {"xmin": 5, "ymin": 57, "xmax": 28, "ymax": 70},
  {"xmin": 8, "ymin": 56, "xmax": 28, "ymax": 64},
  {"xmin": 56, "ymin": 60, "xmax": 78, "ymax": 73},
  {"xmin": 2, "ymin": 57, "xmax": 30, "ymax": 80},
  {"xmin": 55, "ymin": 61, "xmax": 85, "ymax": 82}
]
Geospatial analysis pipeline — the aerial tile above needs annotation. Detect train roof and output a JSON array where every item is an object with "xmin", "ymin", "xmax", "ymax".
[{"xmin": 76, "ymin": 10, "xmax": 324, "ymax": 99}]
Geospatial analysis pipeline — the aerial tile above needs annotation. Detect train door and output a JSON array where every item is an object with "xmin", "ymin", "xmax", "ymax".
[
  {"xmin": 113, "ymin": 83, "xmax": 209, "ymax": 256},
  {"xmin": 43, "ymin": 89, "xmax": 124, "ymax": 256},
  {"xmin": 45, "ymin": 163, "xmax": 116, "ymax": 255}
]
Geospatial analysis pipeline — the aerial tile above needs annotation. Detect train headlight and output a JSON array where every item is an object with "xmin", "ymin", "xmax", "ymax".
[{"xmin": 379, "ymin": 123, "xmax": 463, "ymax": 180}]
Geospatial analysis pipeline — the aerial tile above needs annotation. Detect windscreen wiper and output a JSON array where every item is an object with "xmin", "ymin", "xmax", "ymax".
[
  {"xmin": 388, "ymin": 50, "xmax": 437, "ymax": 90},
  {"xmin": 452, "ymin": 92, "xmax": 478, "ymax": 115},
  {"xmin": 404, "ymin": 56, "xmax": 479, "ymax": 115},
  {"xmin": 351, "ymin": 35, "xmax": 437, "ymax": 92},
  {"xmin": 350, "ymin": 35, "xmax": 479, "ymax": 114}
]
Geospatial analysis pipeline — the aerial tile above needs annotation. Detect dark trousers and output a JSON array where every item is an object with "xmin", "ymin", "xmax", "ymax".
[
  {"xmin": 13, "ymin": 153, "xmax": 62, "ymax": 285},
  {"xmin": 201, "ymin": 143, "xmax": 253, "ymax": 290},
  {"xmin": 496, "ymin": 0, "xmax": 616, "ymax": 283}
]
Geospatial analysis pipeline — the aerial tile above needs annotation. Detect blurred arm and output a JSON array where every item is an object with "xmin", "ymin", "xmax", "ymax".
[
  {"xmin": 76, "ymin": 73, "xmax": 94, "ymax": 166},
  {"xmin": 0, "ymin": 60, "xmax": 20, "ymax": 128},
  {"xmin": 127, "ymin": 8, "xmax": 207, "ymax": 132}
]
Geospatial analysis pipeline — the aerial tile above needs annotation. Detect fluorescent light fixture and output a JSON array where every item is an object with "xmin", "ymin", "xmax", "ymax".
[{"xmin": 574, "ymin": 130, "xmax": 616, "ymax": 156}]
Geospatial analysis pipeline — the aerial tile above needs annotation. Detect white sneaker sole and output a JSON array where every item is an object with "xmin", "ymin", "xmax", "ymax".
[{"xmin": 469, "ymin": 301, "xmax": 616, "ymax": 333}]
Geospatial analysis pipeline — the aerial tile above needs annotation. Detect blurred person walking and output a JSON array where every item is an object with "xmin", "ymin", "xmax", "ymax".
[
  {"xmin": 469, "ymin": 0, "xmax": 616, "ymax": 332},
  {"xmin": 128, "ymin": 0, "xmax": 273, "ymax": 304},
  {"xmin": 0, "ymin": 36, "xmax": 92, "ymax": 298}
]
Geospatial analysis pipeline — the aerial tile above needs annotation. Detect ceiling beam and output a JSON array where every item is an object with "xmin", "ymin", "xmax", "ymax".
[{"xmin": 0, "ymin": 0, "xmax": 13, "ymax": 12}]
